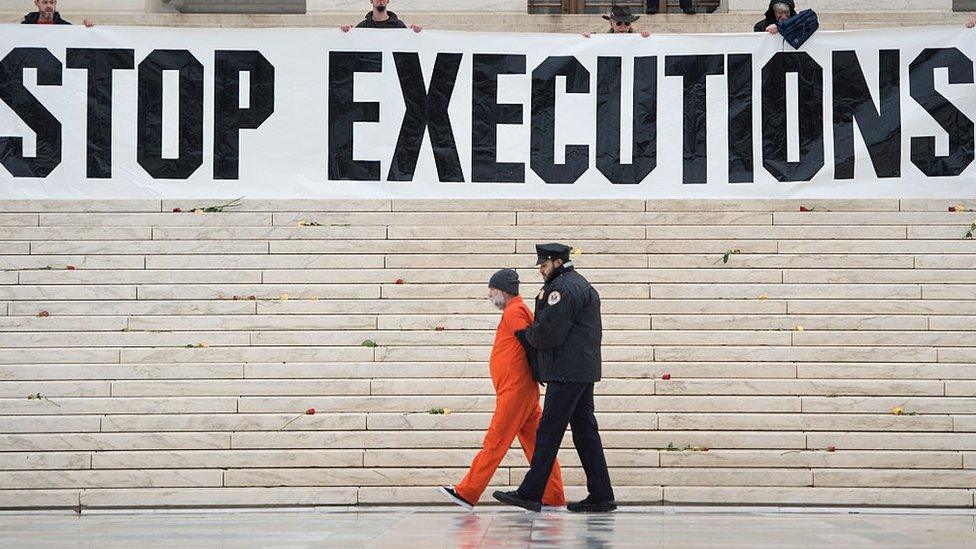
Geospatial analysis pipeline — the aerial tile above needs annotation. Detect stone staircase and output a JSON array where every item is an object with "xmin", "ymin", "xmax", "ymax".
[
  {"xmin": 1, "ymin": 198, "xmax": 975, "ymax": 509},
  {"xmin": 3, "ymin": 0, "xmax": 976, "ymax": 513}
]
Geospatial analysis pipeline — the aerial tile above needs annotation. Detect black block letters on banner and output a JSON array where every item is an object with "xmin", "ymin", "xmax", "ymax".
[
  {"xmin": 66, "ymin": 48, "xmax": 134, "ymax": 179},
  {"xmin": 908, "ymin": 48, "xmax": 975, "ymax": 177},
  {"xmin": 596, "ymin": 56, "xmax": 658, "ymax": 185},
  {"xmin": 0, "ymin": 48, "xmax": 62, "ymax": 178},
  {"xmin": 727, "ymin": 53, "xmax": 754, "ymax": 183},
  {"xmin": 472, "ymin": 54, "xmax": 526, "ymax": 183},
  {"xmin": 761, "ymin": 52, "xmax": 825, "ymax": 182},
  {"xmin": 389, "ymin": 52, "xmax": 464, "ymax": 182},
  {"xmin": 666, "ymin": 55, "xmax": 725, "ymax": 184},
  {"xmin": 328, "ymin": 51, "xmax": 382, "ymax": 181},
  {"xmin": 214, "ymin": 51, "xmax": 275, "ymax": 180},
  {"xmin": 1, "ymin": 30, "xmax": 975, "ymax": 190},
  {"xmin": 832, "ymin": 50, "xmax": 901, "ymax": 179},
  {"xmin": 531, "ymin": 56, "xmax": 590, "ymax": 185},
  {"xmin": 137, "ymin": 50, "xmax": 204, "ymax": 179}
]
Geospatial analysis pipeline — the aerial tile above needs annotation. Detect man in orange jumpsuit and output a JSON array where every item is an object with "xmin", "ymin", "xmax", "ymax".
[{"xmin": 440, "ymin": 269, "xmax": 566, "ymax": 510}]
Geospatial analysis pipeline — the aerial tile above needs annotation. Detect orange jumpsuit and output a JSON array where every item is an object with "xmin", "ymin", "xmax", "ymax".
[{"xmin": 454, "ymin": 295, "xmax": 566, "ymax": 506}]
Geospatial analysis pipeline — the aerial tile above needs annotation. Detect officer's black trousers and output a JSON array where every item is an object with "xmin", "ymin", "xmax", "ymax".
[{"xmin": 516, "ymin": 381, "xmax": 615, "ymax": 503}]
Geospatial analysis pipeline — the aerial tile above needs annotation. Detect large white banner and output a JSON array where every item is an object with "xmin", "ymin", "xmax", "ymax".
[{"xmin": 1, "ymin": 24, "xmax": 975, "ymax": 199}]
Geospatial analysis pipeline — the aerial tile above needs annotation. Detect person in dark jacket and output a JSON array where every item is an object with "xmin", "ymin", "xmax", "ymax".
[
  {"xmin": 340, "ymin": 0, "xmax": 421, "ymax": 32},
  {"xmin": 22, "ymin": 0, "xmax": 93, "ymax": 27},
  {"xmin": 753, "ymin": 0, "xmax": 795, "ymax": 33},
  {"xmin": 493, "ymin": 243, "xmax": 616, "ymax": 514}
]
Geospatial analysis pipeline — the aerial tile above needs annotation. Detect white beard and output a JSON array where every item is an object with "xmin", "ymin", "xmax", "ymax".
[{"xmin": 491, "ymin": 295, "xmax": 506, "ymax": 310}]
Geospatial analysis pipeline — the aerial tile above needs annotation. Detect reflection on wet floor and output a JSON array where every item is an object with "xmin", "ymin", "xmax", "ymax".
[{"xmin": 0, "ymin": 507, "xmax": 974, "ymax": 548}]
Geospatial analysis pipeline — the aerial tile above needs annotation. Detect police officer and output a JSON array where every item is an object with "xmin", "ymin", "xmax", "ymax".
[{"xmin": 493, "ymin": 243, "xmax": 616, "ymax": 513}]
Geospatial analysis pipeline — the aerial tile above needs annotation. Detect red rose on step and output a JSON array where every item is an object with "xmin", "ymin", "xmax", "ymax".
[
  {"xmin": 702, "ymin": 447, "xmax": 709, "ymax": 452},
  {"xmin": 247, "ymin": 295, "xmax": 256, "ymax": 300},
  {"xmin": 661, "ymin": 373, "xmax": 671, "ymax": 380},
  {"xmin": 232, "ymin": 295, "xmax": 240, "ymax": 300},
  {"xmin": 66, "ymin": 265, "xmax": 76, "ymax": 270},
  {"xmin": 172, "ymin": 207, "xmax": 182, "ymax": 213},
  {"xmin": 827, "ymin": 446, "xmax": 836, "ymax": 452},
  {"xmin": 799, "ymin": 206, "xmax": 810, "ymax": 212},
  {"xmin": 305, "ymin": 408, "xmax": 316, "ymax": 415},
  {"xmin": 435, "ymin": 326, "xmax": 445, "ymax": 331},
  {"xmin": 37, "ymin": 311, "xmax": 49, "ymax": 318},
  {"xmin": 395, "ymin": 279, "xmax": 405, "ymax": 285}
]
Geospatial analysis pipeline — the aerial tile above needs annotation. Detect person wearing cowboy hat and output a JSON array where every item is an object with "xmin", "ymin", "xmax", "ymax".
[{"xmin": 582, "ymin": 5, "xmax": 649, "ymax": 38}]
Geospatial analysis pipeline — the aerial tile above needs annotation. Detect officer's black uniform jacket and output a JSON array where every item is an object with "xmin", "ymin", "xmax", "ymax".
[{"xmin": 519, "ymin": 262, "xmax": 602, "ymax": 383}]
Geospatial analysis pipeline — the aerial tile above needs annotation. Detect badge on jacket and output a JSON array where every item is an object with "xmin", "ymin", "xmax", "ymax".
[{"xmin": 547, "ymin": 291, "xmax": 561, "ymax": 305}]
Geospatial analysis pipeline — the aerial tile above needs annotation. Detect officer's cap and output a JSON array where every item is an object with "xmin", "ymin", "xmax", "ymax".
[{"xmin": 535, "ymin": 243, "xmax": 572, "ymax": 266}]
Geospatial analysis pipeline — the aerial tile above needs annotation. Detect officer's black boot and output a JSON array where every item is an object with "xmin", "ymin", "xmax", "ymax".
[
  {"xmin": 567, "ymin": 495, "xmax": 617, "ymax": 513},
  {"xmin": 493, "ymin": 490, "xmax": 542, "ymax": 512}
]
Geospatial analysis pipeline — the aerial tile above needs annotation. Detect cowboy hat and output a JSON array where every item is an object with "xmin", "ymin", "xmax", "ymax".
[{"xmin": 602, "ymin": 5, "xmax": 640, "ymax": 23}]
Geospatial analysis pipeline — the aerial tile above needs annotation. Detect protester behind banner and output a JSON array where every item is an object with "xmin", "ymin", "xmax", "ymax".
[
  {"xmin": 754, "ymin": 0, "xmax": 795, "ymax": 32},
  {"xmin": 340, "ymin": 0, "xmax": 421, "ymax": 33},
  {"xmin": 21, "ymin": 0, "xmax": 93, "ymax": 27},
  {"xmin": 582, "ymin": 5, "xmax": 650, "ymax": 38}
]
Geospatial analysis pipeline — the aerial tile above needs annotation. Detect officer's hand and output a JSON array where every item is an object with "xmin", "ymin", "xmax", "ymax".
[{"xmin": 340, "ymin": 24, "xmax": 352, "ymax": 32}]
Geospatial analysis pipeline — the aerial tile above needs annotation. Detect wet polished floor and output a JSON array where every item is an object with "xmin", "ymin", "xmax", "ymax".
[{"xmin": 1, "ymin": 507, "xmax": 974, "ymax": 548}]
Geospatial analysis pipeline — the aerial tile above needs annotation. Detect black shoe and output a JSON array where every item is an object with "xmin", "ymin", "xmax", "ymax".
[
  {"xmin": 439, "ymin": 486, "xmax": 474, "ymax": 511},
  {"xmin": 567, "ymin": 497, "xmax": 617, "ymax": 513},
  {"xmin": 682, "ymin": 8, "xmax": 697, "ymax": 14},
  {"xmin": 492, "ymin": 490, "xmax": 542, "ymax": 512}
]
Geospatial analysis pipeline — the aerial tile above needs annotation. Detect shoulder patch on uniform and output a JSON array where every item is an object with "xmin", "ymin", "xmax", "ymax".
[{"xmin": 547, "ymin": 291, "xmax": 562, "ymax": 306}]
